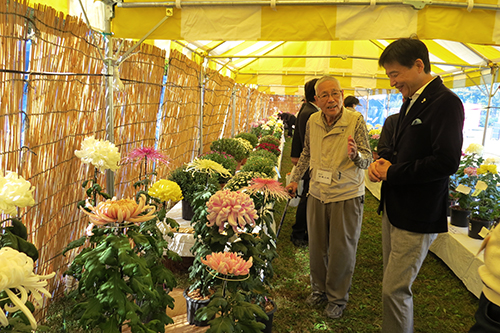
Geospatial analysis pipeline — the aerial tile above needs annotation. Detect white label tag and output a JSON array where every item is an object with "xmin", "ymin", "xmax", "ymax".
[{"xmin": 316, "ymin": 170, "xmax": 332, "ymax": 184}]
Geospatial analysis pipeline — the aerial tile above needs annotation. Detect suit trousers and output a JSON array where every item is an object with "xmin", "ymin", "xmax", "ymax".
[
  {"xmin": 381, "ymin": 209, "xmax": 437, "ymax": 333},
  {"xmin": 291, "ymin": 176, "xmax": 310, "ymax": 241},
  {"xmin": 307, "ymin": 195, "xmax": 363, "ymax": 306}
]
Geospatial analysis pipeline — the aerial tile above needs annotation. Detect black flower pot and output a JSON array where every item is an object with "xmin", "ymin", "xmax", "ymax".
[
  {"xmin": 183, "ymin": 288, "xmax": 210, "ymax": 326},
  {"xmin": 181, "ymin": 200, "xmax": 194, "ymax": 220},
  {"xmin": 450, "ymin": 207, "xmax": 470, "ymax": 227},
  {"xmin": 468, "ymin": 217, "xmax": 493, "ymax": 239},
  {"xmin": 257, "ymin": 300, "xmax": 277, "ymax": 333}
]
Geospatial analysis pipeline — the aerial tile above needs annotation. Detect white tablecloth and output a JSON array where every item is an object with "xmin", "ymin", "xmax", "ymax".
[
  {"xmin": 429, "ymin": 223, "xmax": 484, "ymax": 298},
  {"xmin": 159, "ymin": 202, "xmax": 197, "ymax": 257}
]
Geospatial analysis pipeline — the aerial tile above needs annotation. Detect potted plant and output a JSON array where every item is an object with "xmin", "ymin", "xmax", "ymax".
[
  {"xmin": 367, "ymin": 125, "xmax": 382, "ymax": 159},
  {"xmin": 169, "ymin": 162, "xmax": 220, "ymax": 220},
  {"xmin": 241, "ymin": 155, "xmax": 277, "ymax": 178},
  {"xmin": 467, "ymin": 162, "xmax": 500, "ymax": 239},
  {"xmin": 235, "ymin": 132, "xmax": 259, "ymax": 148},
  {"xmin": 223, "ymin": 171, "xmax": 268, "ymax": 192},
  {"xmin": 258, "ymin": 134, "xmax": 281, "ymax": 147},
  {"xmin": 449, "ymin": 143, "xmax": 484, "ymax": 227},
  {"xmin": 249, "ymin": 148, "xmax": 278, "ymax": 165},
  {"xmin": 210, "ymin": 138, "xmax": 248, "ymax": 163},
  {"xmin": 196, "ymin": 251, "xmax": 268, "ymax": 332}
]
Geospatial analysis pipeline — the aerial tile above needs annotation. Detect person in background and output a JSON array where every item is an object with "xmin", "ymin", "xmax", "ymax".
[
  {"xmin": 375, "ymin": 113, "xmax": 399, "ymax": 160},
  {"xmin": 286, "ymin": 75, "xmax": 372, "ymax": 319},
  {"xmin": 289, "ymin": 78, "xmax": 319, "ymax": 247},
  {"xmin": 279, "ymin": 112, "xmax": 297, "ymax": 137},
  {"xmin": 344, "ymin": 95, "xmax": 360, "ymax": 112},
  {"xmin": 368, "ymin": 37, "xmax": 464, "ymax": 333},
  {"xmin": 469, "ymin": 224, "xmax": 500, "ymax": 332}
]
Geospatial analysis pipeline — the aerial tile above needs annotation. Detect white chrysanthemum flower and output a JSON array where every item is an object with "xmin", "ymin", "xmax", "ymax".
[
  {"xmin": 465, "ymin": 143, "xmax": 483, "ymax": 156},
  {"xmin": 484, "ymin": 156, "xmax": 500, "ymax": 165},
  {"xmin": 0, "ymin": 247, "xmax": 55, "ymax": 329},
  {"xmin": 75, "ymin": 136, "xmax": 121, "ymax": 172},
  {"xmin": 0, "ymin": 171, "xmax": 35, "ymax": 216}
]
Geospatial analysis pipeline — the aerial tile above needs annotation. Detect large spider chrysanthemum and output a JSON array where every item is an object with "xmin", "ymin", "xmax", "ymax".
[
  {"xmin": 123, "ymin": 147, "xmax": 170, "ymax": 166},
  {"xmin": 186, "ymin": 158, "xmax": 232, "ymax": 178},
  {"xmin": 201, "ymin": 252, "xmax": 253, "ymax": 276},
  {"xmin": 242, "ymin": 177, "xmax": 290, "ymax": 203},
  {"xmin": 80, "ymin": 194, "xmax": 156, "ymax": 225},
  {"xmin": 0, "ymin": 247, "xmax": 55, "ymax": 330},
  {"xmin": 206, "ymin": 190, "xmax": 258, "ymax": 233}
]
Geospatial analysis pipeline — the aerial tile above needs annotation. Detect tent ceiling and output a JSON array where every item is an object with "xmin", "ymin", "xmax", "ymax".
[{"xmin": 34, "ymin": 0, "xmax": 500, "ymax": 94}]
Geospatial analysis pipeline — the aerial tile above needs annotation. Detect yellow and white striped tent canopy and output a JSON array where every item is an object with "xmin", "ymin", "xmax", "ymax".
[{"xmin": 33, "ymin": 0, "xmax": 500, "ymax": 95}]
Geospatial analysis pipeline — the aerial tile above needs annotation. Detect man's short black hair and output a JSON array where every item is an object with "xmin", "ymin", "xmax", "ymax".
[
  {"xmin": 344, "ymin": 95, "xmax": 360, "ymax": 108},
  {"xmin": 304, "ymin": 78, "xmax": 319, "ymax": 103},
  {"xmin": 379, "ymin": 38, "xmax": 431, "ymax": 73}
]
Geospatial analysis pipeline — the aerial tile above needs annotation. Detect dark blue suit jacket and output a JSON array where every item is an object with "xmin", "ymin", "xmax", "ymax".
[{"xmin": 379, "ymin": 77, "xmax": 464, "ymax": 233}]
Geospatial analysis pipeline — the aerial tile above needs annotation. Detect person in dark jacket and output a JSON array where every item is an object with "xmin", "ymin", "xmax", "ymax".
[
  {"xmin": 289, "ymin": 78, "xmax": 319, "ymax": 246},
  {"xmin": 368, "ymin": 38, "xmax": 464, "ymax": 333}
]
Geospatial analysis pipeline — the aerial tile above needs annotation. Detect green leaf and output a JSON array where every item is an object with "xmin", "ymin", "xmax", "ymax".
[
  {"xmin": 8, "ymin": 218, "xmax": 28, "ymax": 240},
  {"xmin": 206, "ymin": 316, "xmax": 235, "ymax": 333},
  {"xmin": 62, "ymin": 236, "xmax": 87, "ymax": 256}
]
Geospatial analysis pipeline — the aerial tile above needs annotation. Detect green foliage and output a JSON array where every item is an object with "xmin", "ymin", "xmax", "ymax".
[
  {"xmin": 0, "ymin": 218, "xmax": 38, "ymax": 261},
  {"xmin": 223, "ymin": 171, "xmax": 268, "ymax": 192},
  {"xmin": 249, "ymin": 149, "xmax": 278, "ymax": 165},
  {"xmin": 241, "ymin": 156, "xmax": 277, "ymax": 178},
  {"xmin": 469, "ymin": 168, "xmax": 500, "ymax": 221},
  {"xmin": 235, "ymin": 132, "xmax": 259, "ymax": 148},
  {"xmin": 210, "ymin": 138, "xmax": 247, "ymax": 162},
  {"xmin": 449, "ymin": 152, "xmax": 484, "ymax": 210},
  {"xmin": 258, "ymin": 135, "xmax": 281, "ymax": 147},
  {"xmin": 198, "ymin": 288, "xmax": 267, "ymax": 333},
  {"xmin": 168, "ymin": 164, "xmax": 219, "ymax": 204}
]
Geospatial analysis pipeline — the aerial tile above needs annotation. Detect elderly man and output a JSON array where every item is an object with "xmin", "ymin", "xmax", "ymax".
[{"xmin": 286, "ymin": 75, "xmax": 372, "ymax": 319}]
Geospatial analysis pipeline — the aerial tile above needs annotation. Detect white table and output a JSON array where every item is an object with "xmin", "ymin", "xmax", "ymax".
[{"xmin": 429, "ymin": 223, "xmax": 484, "ymax": 298}]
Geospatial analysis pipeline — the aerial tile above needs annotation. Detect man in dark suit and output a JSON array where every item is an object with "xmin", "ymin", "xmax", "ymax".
[
  {"xmin": 289, "ymin": 78, "xmax": 319, "ymax": 247},
  {"xmin": 368, "ymin": 38, "xmax": 464, "ymax": 333}
]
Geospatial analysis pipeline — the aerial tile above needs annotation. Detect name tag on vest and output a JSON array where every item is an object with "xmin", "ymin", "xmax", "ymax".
[{"xmin": 316, "ymin": 170, "xmax": 332, "ymax": 184}]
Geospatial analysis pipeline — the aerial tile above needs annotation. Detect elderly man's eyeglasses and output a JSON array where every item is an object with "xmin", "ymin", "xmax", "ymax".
[{"xmin": 318, "ymin": 90, "xmax": 341, "ymax": 100}]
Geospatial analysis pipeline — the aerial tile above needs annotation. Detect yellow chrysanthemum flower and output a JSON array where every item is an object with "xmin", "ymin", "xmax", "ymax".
[
  {"xmin": 0, "ymin": 171, "xmax": 35, "ymax": 216},
  {"xmin": 465, "ymin": 143, "xmax": 484, "ymax": 156},
  {"xmin": 186, "ymin": 159, "xmax": 232, "ymax": 178},
  {"xmin": 477, "ymin": 164, "xmax": 498, "ymax": 175},
  {"xmin": 148, "ymin": 179, "xmax": 183, "ymax": 202}
]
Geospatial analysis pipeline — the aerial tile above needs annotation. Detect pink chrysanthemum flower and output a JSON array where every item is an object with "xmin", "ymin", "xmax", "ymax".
[
  {"xmin": 201, "ymin": 252, "xmax": 253, "ymax": 276},
  {"xmin": 123, "ymin": 147, "xmax": 170, "ymax": 166},
  {"xmin": 206, "ymin": 190, "xmax": 258, "ymax": 233},
  {"xmin": 242, "ymin": 177, "xmax": 290, "ymax": 202},
  {"xmin": 464, "ymin": 167, "xmax": 477, "ymax": 177}
]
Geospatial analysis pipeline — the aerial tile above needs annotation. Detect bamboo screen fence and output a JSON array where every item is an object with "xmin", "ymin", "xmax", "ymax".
[{"xmin": 0, "ymin": 0, "xmax": 301, "ymax": 321}]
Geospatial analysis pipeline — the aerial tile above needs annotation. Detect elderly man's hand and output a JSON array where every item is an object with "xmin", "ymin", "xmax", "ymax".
[
  {"xmin": 285, "ymin": 181, "xmax": 298, "ymax": 198},
  {"xmin": 347, "ymin": 135, "xmax": 358, "ymax": 160}
]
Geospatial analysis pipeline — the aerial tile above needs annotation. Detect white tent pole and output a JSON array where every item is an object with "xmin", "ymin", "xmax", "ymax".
[
  {"xmin": 231, "ymin": 88, "xmax": 237, "ymax": 137},
  {"xmin": 199, "ymin": 60, "xmax": 205, "ymax": 155},
  {"xmin": 103, "ymin": 2, "xmax": 115, "ymax": 197},
  {"xmin": 482, "ymin": 66, "xmax": 499, "ymax": 145}
]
